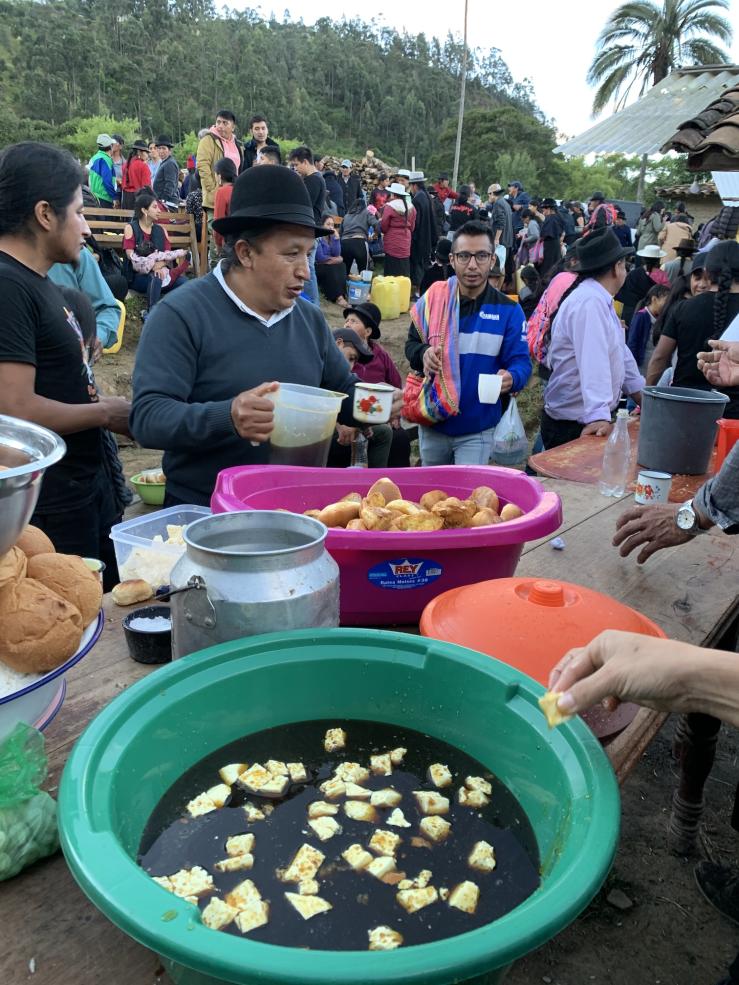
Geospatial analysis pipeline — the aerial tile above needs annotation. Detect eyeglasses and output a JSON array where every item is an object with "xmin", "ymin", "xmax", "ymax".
[{"xmin": 453, "ymin": 251, "xmax": 493, "ymax": 265}]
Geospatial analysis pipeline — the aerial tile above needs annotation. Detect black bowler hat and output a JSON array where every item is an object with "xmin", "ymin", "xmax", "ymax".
[
  {"xmin": 212, "ymin": 165, "xmax": 333, "ymax": 237},
  {"xmin": 541, "ymin": 197, "xmax": 558, "ymax": 209},
  {"xmin": 155, "ymin": 135, "xmax": 174, "ymax": 148},
  {"xmin": 343, "ymin": 300, "xmax": 382, "ymax": 340},
  {"xmin": 131, "ymin": 139, "xmax": 149, "ymax": 152},
  {"xmin": 572, "ymin": 228, "xmax": 634, "ymax": 273}
]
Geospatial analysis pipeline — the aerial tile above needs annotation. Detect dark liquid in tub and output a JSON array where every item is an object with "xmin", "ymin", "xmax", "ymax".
[
  {"xmin": 268, "ymin": 436, "xmax": 333, "ymax": 468},
  {"xmin": 139, "ymin": 720, "xmax": 540, "ymax": 950}
]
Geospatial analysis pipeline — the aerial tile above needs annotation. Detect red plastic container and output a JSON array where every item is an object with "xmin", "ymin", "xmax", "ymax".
[
  {"xmin": 716, "ymin": 419, "xmax": 739, "ymax": 472},
  {"xmin": 211, "ymin": 465, "xmax": 562, "ymax": 626}
]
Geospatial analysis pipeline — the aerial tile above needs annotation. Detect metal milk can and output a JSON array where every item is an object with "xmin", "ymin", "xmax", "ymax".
[{"xmin": 169, "ymin": 511, "xmax": 340, "ymax": 658}]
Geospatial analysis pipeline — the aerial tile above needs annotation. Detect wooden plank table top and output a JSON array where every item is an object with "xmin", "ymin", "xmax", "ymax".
[
  {"xmin": 2, "ymin": 478, "xmax": 738, "ymax": 985},
  {"xmin": 528, "ymin": 421, "xmax": 716, "ymax": 503}
]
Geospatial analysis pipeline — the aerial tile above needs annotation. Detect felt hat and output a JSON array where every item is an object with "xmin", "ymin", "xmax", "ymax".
[
  {"xmin": 435, "ymin": 238, "xmax": 452, "ymax": 261},
  {"xmin": 212, "ymin": 165, "xmax": 333, "ymax": 237},
  {"xmin": 409, "ymin": 171, "xmax": 426, "ymax": 183},
  {"xmin": 332, "ymin": 327, "xmax": 373, "ymax": 363},
  {"xmin": 488, "ymin": 183, "xmax": 505, "ymax": 195},
  {"xmin": 397, "ymin": 168, "xmax": 411, "ymax": 179},
  {"xmin": 507, "ymin": 180, "xmax": 522, "ymax": 190},
  {"xmin": 343, "ymin": 300, "xmax": 382, "ymax": 340},
  {"xmin": 572, "ymin": 228, "xmax": 634, "ymax": 272},
  {"xmin": 675, "ymin": 237, "xmax": 697, "ymax": 255},
  {"xmin": 96, "ymin": 133, "xmax": 113, "ymax": 148},
  {"xmin": 131, "ymin": 139, "xmax": 149, "ymax": 152},
  {"xmin": 155, "ymin": 135, "xmax": 174, "ymax": 148},
  {"xmin": 636, "ymin": 244, "xmax": 667, "ymax": 259},
  {"xmin": 387, "ymin": 182, "xmax": 410, "ymax": 197},
  {"xmin": 589, "ymin": 190, "xmax": 606, "ymax": 202},
  {"xmin": 541, "ymin": 197, "xmax": 558, "ymax": 209}
]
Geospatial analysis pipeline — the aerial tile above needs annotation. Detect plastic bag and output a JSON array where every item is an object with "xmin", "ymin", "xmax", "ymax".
[
  {"xmin": 493, "ymin": 397, "xmax": 529, "ymax": 466},
  {"xmin": 0, "ymin": 723, "xmax": 59, "ymax": 881}
]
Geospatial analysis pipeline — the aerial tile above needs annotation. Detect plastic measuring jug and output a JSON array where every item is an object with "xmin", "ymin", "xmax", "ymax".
[{"xmin": 266, "ymin": 382, "xmax": 346, "ymax": 467}]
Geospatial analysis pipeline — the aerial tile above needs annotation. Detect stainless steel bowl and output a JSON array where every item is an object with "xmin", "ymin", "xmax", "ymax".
[{"xmin": 0, "ymin": 414, "xmax": 66, "ymax": 556}]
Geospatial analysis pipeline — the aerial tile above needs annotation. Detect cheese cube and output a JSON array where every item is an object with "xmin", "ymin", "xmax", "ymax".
[
  {"xmin": 366, "ymin": 856, "xmax": 396, "ymax": 880},
  {"xmin": 413, "ymin": 791, "xmax": 450, "ymax": 816},
  {"xmin": 288, "ymin": 762, "xmax": 308, "ymax": 783},
  {"xmin": 415, "ymin": 869, "xmax": 432, "ymax": 888},
  {"xmin": 258, "ymin": 774, "xmax": 290, "ymax": 798},
  {"xmin": 344, "ymin": 782, "xmax": 371, "ymax": 800},
  {"xmin": 308, "ymin": 816, "xmax": 342, "ymax": 842},
  {"xmin": 468, "ymin": 840, "xmax": 497, "ymax": 872},
  {"xmin": 219, "ymin": 763, "xmax": 247, "ymax": 786},
  {"xmin": 386, "ymin": 808, "xmax": 412, "ymax": 828},
  {"xmin": 225, "ymin": 879, "xmax": 261, "ymax": 910},
  {"xmin": 370, "ymin": 753, "xmax": 392, "ymax": 776},
  {"xmin": 448, "ymin": 881, "xmax": 480, "ymax": 914},
  {"xmin": 214, "ymin": 854, "xmax": 254, "ymax": 873},
  {"xmin": 389, "ymin": 748, "xmax": 407, "ymax": 765},
  {"xmin": 299, "ymin": 879, "xmax": 320, "ymax": 895},
  {"xmin": 427, "ymin": 764, "xmax": 453, "ymax": 788},
  {"xmin": 334, "ymin": 762, "xmax": 370, "ymax": 784},
  {"xmin": 308, "ymin": 800, "xmax": 339, "ymax": 819},
  {"xmin": 206, "ymin": 784, "xmax": 231, "ymax": 808},
  {"xmin": 285, "ymin": 892, "xmax": 333, "ymax": 920},
  {"xmin": 243, "ymin": 802, "xmax": 268, "ymax": 823},
  {"xmin": 370, "ymin": 788, "xmax": 403, "ymax": 809},
  {"xmin": 226, "ymin": 833, "xmax": 255, "ymax": 857},
  {"xmin": 201, "ymin": 898, "xmax": 238, "ymax": 930},
  {"xmin": 234, "ymin": 900, "xmax": 270, "ymax": 934},
  {"xmin": 342, "ymin": 843, "xmax": 373, "ymax": 870},
  {"xmin": 368, "ymin": 926, "xmax": 404, "ymax": 951},
  {"xmin": 457, "ymin": 787, "xmax": 490, "ymax": 809},
  {"xmin": 369, "ymin": 829, "xmax": 401, "ymax": 857},
  {"xmin": 419, "ymin": 816, "xmax": 451, "ymax": 843},
  {"xmin": 282, "ymin": 843, "xmax": 325, "ymax": 883},
  {"xmin": 186, "ymin": 792, "xmax": 216, "ymax": 818},
  {"xmin": 169, "ymin": 866, "xmax": 214, "ymax": 899},
  {"xmin": 538, "ymin": 690, "xmax": 572, "ymax": 728},
  {"xmin": 344, "ymin": 801, "xmax": 378, "ymax": 823},
  {"xmin": 265, "ymin": 760, "xmax": 288, "ymax": 776},
  {"xmin": 396, "ymin": 886, "xmax": 438, "ymax": 913},
  {"xmin": 239, "ymin": 763, "xmax": 272, "ymax": 792},
  {"xmin": 152, "ymin": 875, "xmax": 173, "ymax": 893},
  {"xmin": 324, "ymin": 728, "xmax": 346, "ymax": 752},
  {"xmin": 319, "ymin": 777, "xmax": 346, "ymax": 800},
  {"xmin": 465, "ymin": 776, "xmax": 492, "ymax": 796}
]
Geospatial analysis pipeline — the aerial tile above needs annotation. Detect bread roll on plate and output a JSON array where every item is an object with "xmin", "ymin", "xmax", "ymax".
[
  {"xmin": 27, "ymin": 553, "xmax": 103, "ymax": 625},
  {"xmin": 14, "ymin": 524, "xmax": 55, "ymax": 559},
  {"xmin": 0, "ymin": 578, "xmax": 83, "ymax": 673},
  {"xmin": 112, "ymin": 579, "xmax": 154, "ymax": 606},
  {"xmin": 0, "ymin": 546, "xmax": 27, "ymax": 590}
]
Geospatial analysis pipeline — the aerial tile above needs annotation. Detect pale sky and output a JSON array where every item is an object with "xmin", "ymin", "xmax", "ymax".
[{"xmin": 228, "ymin": 0, "xmax": 739, "ymax": 139}]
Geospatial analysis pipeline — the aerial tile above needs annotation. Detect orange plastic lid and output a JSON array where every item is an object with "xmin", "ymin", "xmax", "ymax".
[{"xmin": 420, "ymin": 577, "xmax": 665, "ymax": 686}]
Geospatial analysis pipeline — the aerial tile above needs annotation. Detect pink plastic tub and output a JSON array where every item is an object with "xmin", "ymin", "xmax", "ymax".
[{"xmin": 211, "ymin": 466, "xmax": 562, "ymax": 626}]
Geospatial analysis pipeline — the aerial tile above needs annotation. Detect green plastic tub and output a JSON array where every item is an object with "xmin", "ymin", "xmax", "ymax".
[{"xmin": 58, "ymin": 629, "xmax": 619, "ymax": 985}]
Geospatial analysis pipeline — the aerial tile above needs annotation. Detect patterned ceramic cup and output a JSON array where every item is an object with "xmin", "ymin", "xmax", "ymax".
[{"xmin": 634, "ymin": 470, "xmax": 672, "ymax": 504}]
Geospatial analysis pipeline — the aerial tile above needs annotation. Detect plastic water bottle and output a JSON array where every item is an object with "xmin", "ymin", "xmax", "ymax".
[
  {"xmin": 350, "ymin": 431, "xmax": 369, "ymax": 467},
  {"xmin": 598, "ymin": 409, "xmax": 631, "ymax": 497}
]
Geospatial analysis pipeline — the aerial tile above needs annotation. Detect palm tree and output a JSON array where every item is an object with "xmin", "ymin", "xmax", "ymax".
[
  {"xmin": 587, "ymin": 0, "xmax": 733, "ymax": 201},
  {"xmin": 588, "ymin": 0, "xmax": 733, "ymax": 115}
]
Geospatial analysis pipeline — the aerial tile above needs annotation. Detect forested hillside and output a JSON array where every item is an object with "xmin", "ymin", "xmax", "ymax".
[{"xmin": 0, "ymin": 0, "xmax": 540, "ymax": 164}]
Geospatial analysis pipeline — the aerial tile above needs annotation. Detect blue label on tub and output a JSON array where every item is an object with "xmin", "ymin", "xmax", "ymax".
[{"xmin": 367, "ymin": 558, "xmax": 443, "ymax": 590}]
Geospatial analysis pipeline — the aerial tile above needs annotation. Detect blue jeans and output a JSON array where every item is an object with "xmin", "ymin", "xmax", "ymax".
[
  {"xmin": 418, "ymin": 426, "xmax": 495, "ymax": 466},
  {"xmin": 129, "ymin": 271, "xmax": 185, "ymax": 309},
  {"xmin": 303, "ymin": 243, "xmax": 320, "ymax": 306}
]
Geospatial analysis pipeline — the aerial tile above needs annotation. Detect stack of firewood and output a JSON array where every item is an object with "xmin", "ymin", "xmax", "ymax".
[{"xmin": 319, "ymin": 150, "xmax": 398, "ymax": 192}]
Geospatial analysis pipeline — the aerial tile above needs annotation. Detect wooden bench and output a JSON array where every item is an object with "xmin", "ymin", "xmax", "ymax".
[{"xmin": 83, "ymin": 206, "xmax": 203, "ymax": 277}]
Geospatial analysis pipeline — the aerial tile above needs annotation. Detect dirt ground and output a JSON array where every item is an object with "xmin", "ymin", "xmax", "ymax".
[{"xmin": 97, "ymin": 294, "xmax": 739, "ymax": 985}]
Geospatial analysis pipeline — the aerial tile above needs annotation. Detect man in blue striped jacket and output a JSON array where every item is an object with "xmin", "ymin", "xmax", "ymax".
[{"xmin": 405, "ymin": 220, "xmax": 531, "ymax": 465}]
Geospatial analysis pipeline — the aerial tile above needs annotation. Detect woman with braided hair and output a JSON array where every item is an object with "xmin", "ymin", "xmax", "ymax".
[{"xmin": 645, "ymin": 241, "xmax": 739, "ymax": 417}]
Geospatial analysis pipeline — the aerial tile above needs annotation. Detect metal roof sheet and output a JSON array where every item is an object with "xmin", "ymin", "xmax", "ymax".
[
  {"xmin": 555, "ymin": 66, "xmax": 739, "ymax": 157},
  {"xmin": 713, "ymin": 170, "xmax": 739, "ymax": 204}
]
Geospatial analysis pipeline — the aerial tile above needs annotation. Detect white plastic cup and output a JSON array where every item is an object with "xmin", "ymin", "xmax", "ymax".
[
  {"xmin": 352, "ymin": 382, "xmax": 395, "ymax": 424},
  {"xmin": 634, "ymin": 470, "xmax": 672, "ymax": 504}
]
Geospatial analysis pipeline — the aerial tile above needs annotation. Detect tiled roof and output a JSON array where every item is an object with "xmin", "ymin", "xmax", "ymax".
[
  {"xmin": 555, "ymin": 65, "xmax": 739, "ymax": 158},
  {"xmin": 654, "ymin": 181, "xmax": 719, "ymax": 197},
  {"xmin": 662, "ymin": 80, "xmax": 739, "ymax": 170}
]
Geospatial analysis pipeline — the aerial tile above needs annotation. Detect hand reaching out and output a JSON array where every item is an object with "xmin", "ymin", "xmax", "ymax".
[{"xmin": 697, "ymin": 340, "xmax": 739, "ymax": 388}]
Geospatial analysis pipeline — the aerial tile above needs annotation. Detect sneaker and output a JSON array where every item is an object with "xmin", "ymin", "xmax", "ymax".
[{"xmin": 694, "ymin": 861, "xmax": 739, "ymax": 925}]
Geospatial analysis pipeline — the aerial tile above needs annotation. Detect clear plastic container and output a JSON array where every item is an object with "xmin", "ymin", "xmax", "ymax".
[
  {"xmin": 266, "ymin": 383, "xmax": 346, "ymax": 467},
  {"xmin": 109, "ymin": 505, "xmax": 211, "ymax": 588}
]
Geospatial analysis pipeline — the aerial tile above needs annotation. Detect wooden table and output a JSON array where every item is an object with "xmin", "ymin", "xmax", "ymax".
[{"xmin": 2, "ymin": 478, "xmax": 738, "ymax": 985}]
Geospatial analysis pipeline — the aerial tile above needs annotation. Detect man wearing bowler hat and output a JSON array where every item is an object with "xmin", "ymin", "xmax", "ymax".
[
  {"xmin": 152, "ymin": 135, "xmax": 180, "ymax": 210},
  {"xmin": 541, "ymin": 228, "xmax": 644, "ymax": 450},
  {"xmin": 131, "ymin": 165, "xmax": 400, "ymax": 506}
]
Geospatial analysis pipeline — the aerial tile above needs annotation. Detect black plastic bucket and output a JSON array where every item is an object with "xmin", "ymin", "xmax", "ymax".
[{"xmin": 637, "ymin": 386, "xmax": 729, "ymax": 475}]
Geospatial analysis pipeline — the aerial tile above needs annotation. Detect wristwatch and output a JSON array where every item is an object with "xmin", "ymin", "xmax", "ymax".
[{"xmin": 676, "ymin": 499, "xmax": 707, "ymax": 535}]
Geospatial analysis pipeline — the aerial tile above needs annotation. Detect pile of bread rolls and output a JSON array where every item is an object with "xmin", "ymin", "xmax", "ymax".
[
  {"xmin": 303, "ymin": 477, "xmax": 524, "ymax": 532},
  {"xmin": 0, "ymin": 525, "xmax": 103, "ymax": 674}
]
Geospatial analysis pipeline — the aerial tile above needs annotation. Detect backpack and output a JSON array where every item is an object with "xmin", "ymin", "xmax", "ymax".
[{"xmin": 526, "ymin": 272, "xmax": 578, "ymax": 365}]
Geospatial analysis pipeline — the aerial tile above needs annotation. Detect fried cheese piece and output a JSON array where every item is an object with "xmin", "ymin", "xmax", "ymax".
[{"xmin": 538, "ymin": 690, "xmax": 573, "ymax": 728}]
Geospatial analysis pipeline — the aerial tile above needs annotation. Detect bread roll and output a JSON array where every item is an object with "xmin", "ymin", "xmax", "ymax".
[
  {"xmin": 431, "ymin": 497, "xmax": 477, "ymax": 528},
  {"xmin": 15, "ymin": 524, "xmax": 55, "ymax": 559},
  {"xmin": 0, "ymin": 547, "xmax": 27, "ymax": 590},
  {"xmin": 470, "ymin": 486, "xmax": 499, "ymax": 513},
  {"xmin": 112, "ymin": 579, "xmax": 154, "ymax": 606},
  {"xmin": 304, "ymin": 509, "xmax": 322, "ymax": 519},
  {"xmin": 390, "ymin": 511, "xmax": 443, "ymax": 531},
  {"xmin": 317, "ymin": 501, "xmax": 361, "ymax": 528},
  {"xmin": 419, "ymin": 490, "xmax": 448, "ymax": 511},
  {"xmin": 27, "ymin": 553, "xmax": 103, "ymax": 625},
  {"xmin": 367, "ymin": 477, "xmax": 402, "ymax": 505},
  {"xmin": 500, "ymin": 503, "xmax": 524, "ymax": 521},
  {"xmin": 360, "ymin": 506, "xmax": 394, "ymax": 531},
  {"xmin": 340, "ymin": 492, "xmax": 362, "ymax": 504},
  {"xmin": 385, "ymin": 499, "xmax": 423, "ymax": 515},
  {"xmin": 471, "ymin": 508, "xmax": 501, "ymax": 527},
  {"xmin": 345, "ymin": 518, "xmax": 367, "ymax": 531},
  {"xmin": 0, "ymin": 577, "xmax": 83, "ymax": 673}
]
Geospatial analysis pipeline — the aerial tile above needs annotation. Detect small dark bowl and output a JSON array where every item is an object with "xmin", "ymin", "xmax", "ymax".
[{"xmin": 122, "ymin": 605, "xmax": 172, "ymax": 664}]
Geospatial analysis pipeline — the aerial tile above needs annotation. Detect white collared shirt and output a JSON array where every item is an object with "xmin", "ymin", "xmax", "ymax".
[{"xmin": 212, "ymin": 260, "xmax": 294, "ymax": 328}]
